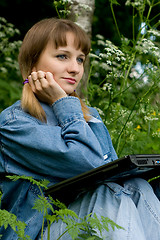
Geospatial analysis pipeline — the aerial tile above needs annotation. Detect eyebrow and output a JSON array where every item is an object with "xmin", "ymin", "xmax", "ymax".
[{"xmin": 57, "ymin": 49, "xmax": 85, "ymax": 57}]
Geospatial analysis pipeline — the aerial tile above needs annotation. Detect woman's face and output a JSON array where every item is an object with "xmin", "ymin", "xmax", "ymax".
[{"xmin": 34, "ymin": 32, "xmax": 86, "ymax": 95}]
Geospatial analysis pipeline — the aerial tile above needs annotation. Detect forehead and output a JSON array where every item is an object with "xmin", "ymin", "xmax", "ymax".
[
  {"xmin": 61, "ymin": 32, "xmax": 79, "ymax": 48},
  {"xmin": 48, "ymin": 29, "xmax": 89, "ymax": 55},
  {"xmin": 48, "ymin": 32, "xmax": 84, "ymax": 52}
]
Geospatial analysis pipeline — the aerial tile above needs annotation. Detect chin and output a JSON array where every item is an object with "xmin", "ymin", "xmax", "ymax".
[{"xmin": 64, "ymin": 89, "xmax": 75, "ymax": 95}]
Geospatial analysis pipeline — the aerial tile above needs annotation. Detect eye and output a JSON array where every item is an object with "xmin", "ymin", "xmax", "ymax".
[
  {"xmin": 56, "ymin": 54, "xmax": 68, "ymax": 60},
  {"xmin": 77, "ymin": 57, "xmax": 85, "ymax": 64}
]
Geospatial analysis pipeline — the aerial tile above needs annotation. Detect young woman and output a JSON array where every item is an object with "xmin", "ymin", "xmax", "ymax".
[{"xmin": 0, "ymin": 18, "xmax": 160, "ymax": 240}]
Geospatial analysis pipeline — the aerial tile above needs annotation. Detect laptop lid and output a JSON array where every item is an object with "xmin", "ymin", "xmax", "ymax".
[{"xmin": 45, "ymin": 154, "xmax": 160, "ymax": 205}]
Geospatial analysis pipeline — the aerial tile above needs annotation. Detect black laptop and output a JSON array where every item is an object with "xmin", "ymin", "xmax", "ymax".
[{"xmin": 45, "ymin": 154, "xmax": 160, "ymax": 204}]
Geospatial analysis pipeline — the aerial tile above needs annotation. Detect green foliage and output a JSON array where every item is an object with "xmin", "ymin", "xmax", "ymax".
[
  {"xmin": 0, "ymin": 209, "xmax": 31, "ymax": 240},
  {"xmin": 53, "ymin": 0, "xmax": 72, "ymax": 19},
  {"xmin": 33, "ymin": 194, "xmax": 124, "ymax": 240},
  {"xmin": 0, "ymin": 176, "xmax": 124, "ymax": 239},
  {"xmin": 6, "ymin": 175, "xmax": 50, "ymax": 191},
  {"xmin": 33, "ymin": 187, "xmax": 124, "ymax": 239},
  {"xmin": 88, "ymin": 0, "xmax": 160, "ymax": 157},
  {"xmin": 0, "ymin": 17, "xmax": 22, "ymax": 112},
  {"xmin": 0, "ymin": 189, "xmax": 31, "ymax": 240}
]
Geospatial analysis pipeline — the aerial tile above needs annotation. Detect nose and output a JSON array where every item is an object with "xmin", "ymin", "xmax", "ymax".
[{"xmin": 67, "ymin": 59, "xmax": 80, "ymax": 75}]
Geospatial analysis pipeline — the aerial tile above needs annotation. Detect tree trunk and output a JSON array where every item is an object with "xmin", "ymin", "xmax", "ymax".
[{"xmin": 68, "ymin": 0, "xmax": 95, "ymax": 98}]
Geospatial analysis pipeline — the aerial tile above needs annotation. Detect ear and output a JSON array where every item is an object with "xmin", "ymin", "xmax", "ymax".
[{"xmin": 31, "ymin": 67, "xmax": 37, "ymax": 72}]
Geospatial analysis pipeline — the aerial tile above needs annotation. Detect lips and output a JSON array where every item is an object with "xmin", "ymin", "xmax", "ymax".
[{"xmin": 63, "ymin": 78, "xmax": 76, "ymax": 84}]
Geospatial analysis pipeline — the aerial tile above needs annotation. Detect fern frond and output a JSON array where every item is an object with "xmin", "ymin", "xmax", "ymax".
[
  {"xmin": 33, "ymin": 195, "xmax": 53, "ymax": 214},
  {"xmin": 89, "ymin": 213, "xmax": 103, "ymax": 236},
  {"xmin": 101, "ymin": 215, "xmax": 125, "ymax": 232},
  {"xmin": 48, "ymin": 195, "xmax": 67, "ymax": 209},
  {"xmin": 6, "ymin": 175, "xmax": 49, "ymax": 190},
  {"xmin": 0, "ymin": 209, "xmax": 31, "ymax": 240}
]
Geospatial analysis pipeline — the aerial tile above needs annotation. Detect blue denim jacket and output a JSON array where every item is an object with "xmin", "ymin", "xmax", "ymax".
[{"xmin": 0, "ymin": 96, "xmax": 117, "ymax": 239}]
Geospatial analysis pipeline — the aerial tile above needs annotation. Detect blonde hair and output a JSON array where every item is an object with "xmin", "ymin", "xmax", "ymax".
[{"xmin": 18, "ymin": 18, "xmax": 91, "ymax": 122}]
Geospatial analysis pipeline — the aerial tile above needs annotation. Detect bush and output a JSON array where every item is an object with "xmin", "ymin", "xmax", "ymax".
[
  {"xmin": 88, "ymin": 0, "xmax": 160, "ymax": 157},
  {"xmin": 0, "ymin": 17, "xmax": 22, "ymax": 112}
]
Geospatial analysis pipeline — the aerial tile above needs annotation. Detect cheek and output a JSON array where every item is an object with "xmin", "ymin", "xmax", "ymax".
[
  {"xmin": 48, "ymin": 63, "xmax": 63, "ymax": 74},
  {"xmin": 50, "ymin": 68, "xmax": 62, "ymax": 79},
  {"xmin": 79, "ymin": 68, "xmax": 84, "ymax": 78},
  {"xmin": 35, "ymin": 58, "xmax": 58, "ymax": 73}
]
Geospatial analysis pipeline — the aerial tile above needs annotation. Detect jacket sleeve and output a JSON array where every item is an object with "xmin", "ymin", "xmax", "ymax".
[{"xmin": 0, "ymin": 97, "xmax": 107, "ymax": 179}]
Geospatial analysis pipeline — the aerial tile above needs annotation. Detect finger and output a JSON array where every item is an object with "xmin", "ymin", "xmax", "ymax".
[
  {"xmin": 45, "ymin": 72, "xmax": 54, "ymax": 84},
  {"xmin": 36, "ymin": 71, "xmax": 49, "ymax": 89},
  {"xmin": 36, "ymin": 71, "xmax": 53, "ymax": 89},
  {"xmin": 34, "ymin": 79, "xmax": 41, "ymax": 91},
  {"xmin": 31, "ymin": 72, "xmax": 42, "ymax": 90},
  {"xmin": 37, "ymin": 70, "xmax": 46, "ymax": 80},
  {"xmin": 28, "ymin": 75, "xmax": 36, "ymax": 92},
  {"xmin": 31, "ymin": 71, "xmax": 38, "ymax": 81}
]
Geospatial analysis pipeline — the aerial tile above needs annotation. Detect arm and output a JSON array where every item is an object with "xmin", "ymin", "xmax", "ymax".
[{"xmin": 0, "ymin": 97, "xmax": 106, "ymax": 179}]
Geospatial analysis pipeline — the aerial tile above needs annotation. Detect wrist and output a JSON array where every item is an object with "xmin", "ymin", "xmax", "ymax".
[
  {"xmin": 52, "ymin": 97, "xmax": 84, "ymax": 127},
  {"xmin": 50, "ymin": 93, "xmax": 68, "ymax": 105}
]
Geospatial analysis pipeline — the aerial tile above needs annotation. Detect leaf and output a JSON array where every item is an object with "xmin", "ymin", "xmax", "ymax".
[
  {"xmin": 67, "ymin": 224, "xmax": 81, "ymax": 239},
  {"xmin": 6, "ymin": 175, "xmax": 49, "ymax": 190},
  {"xmin": 0, "ymin": 209, "xmax": 31, "ymax": 240},
  {"xmin": 109, "ymin": 0, "xmax": 120, "ymax": 5},
  {"xmin": 101, "ymin": 216, "xmax": 124, "ymax": 232},
  {"xmin": 48, "ymin": 195, "xmax": 67, "ymax": 209},
  {"xmin": 77, "ymin": 233, "xmax": 102, "ymax": 240},
  {"xmin": 89, "ymin": 213, "xmax": 103, "ymax": 236},
  {"xmin": 55, "ymin": 208, "xmax": 79, "ymax": 222},
  {"xmin": 148, "ymin": 175, "xmax": 160, "ymax": 183},
  {"xmin": 33, "ymin": 195, "xmax": 53, "ymax": 215}
]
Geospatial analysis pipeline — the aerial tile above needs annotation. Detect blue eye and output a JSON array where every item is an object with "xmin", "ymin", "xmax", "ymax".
[
  {"xmin": 56, "ymin": 54, "xmax": 67, "ymax": 60},
  {"xmin": 77, "ymin": 57, "xmax": 84, "ymax": 64}
]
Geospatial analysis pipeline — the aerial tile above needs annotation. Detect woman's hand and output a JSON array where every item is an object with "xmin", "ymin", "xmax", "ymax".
[{"xmin": 28, "ymin": 70, "xmax": 67, "ymax": 105}]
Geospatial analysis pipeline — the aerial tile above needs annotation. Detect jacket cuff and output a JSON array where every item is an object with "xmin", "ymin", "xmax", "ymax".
[{"xmin": 52, "ymin": 97, "xmax": 84, "ymax": 127}]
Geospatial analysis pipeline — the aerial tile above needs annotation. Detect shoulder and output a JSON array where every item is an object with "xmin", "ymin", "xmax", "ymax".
[
  {"xmin": 87, "ymin": 106, "xmax": 111, "ymax": 137},
  {"xmin": 0, "ymin": 101, "xmax": 41, "ymax": 126},
  {"xmin": 0, "ymin": 101, "xmax": 20, "ymax": 124},
  {"xmin": 88, "ymin": 106, "xmax": 103, "ymax": 122}
]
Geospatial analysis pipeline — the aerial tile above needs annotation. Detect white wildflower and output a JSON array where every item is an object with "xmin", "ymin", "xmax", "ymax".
[
  {"xmin": 125, "ymin": 0, "xmax": 150, "ymax": 10},
  {"xmin": 115, "ymin": 56, "xmax": 121, "ymax": 61},
  {"xmin": 148, "ymin": 29, "xmax": 160, "ymax": 37},
  {"xmin": 152, "ymin": 132, "xmax": 160, "ymax": 138},
  {"xmin": 96, "ymin": 34, "xmax": 105, "ymax": 40},
  {"xmin": 102, "ymin": 83, "xmax": 112, "ymax": 91},
  {"xmin": 61, "ymin": 0, "xmax": 73, "ymax": 4},
  {"xmin": 121, "ymin": 56, "xmax": 126, "ymax": 61},
  {"xmin": 94, "ymin": 72, "xmax": 100, "ymax": 78},
  {"xmin": 97, "ymin": 40, "xmax": 106, "ymax": 46},
  {"xmin": 144, "ymin": 116, "xmax": 159, "ymax": 121},
  {"xmin": 101, "ymin": 62, "xmax": 110, "ymax": 70},
  {"xmin": 126, "ymin": 121, "xmax": 133, "ymax": 128},
  {"xmin": 91, "ymin": 60, "xmax": 99, "ymax": 66},
  {"xmin": 0, "ymin": 67, "xmax": 7, "ymax": 73},
  {"xmin": 94, "ymin": 107, "xmax": 105, "ymax": 116},
  {"xmin": 89, "ymin": 53, "xmax": 100, "ymax": 59},
  {"xmin": 129, "ymin": 70, "xmax": 140, "ymax": 79},
  {"xmin": 106, "ymin": 60, "xmax": 112, "ymax": 65},
  {"xmin": 79, "ymin": 3, "xmax": 92, "ymax": 11}
]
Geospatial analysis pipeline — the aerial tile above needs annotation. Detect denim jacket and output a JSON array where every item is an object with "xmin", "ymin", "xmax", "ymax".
[{"xmin": 0, "ymin": 96, "xmax": 117, "ymax": 239}]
